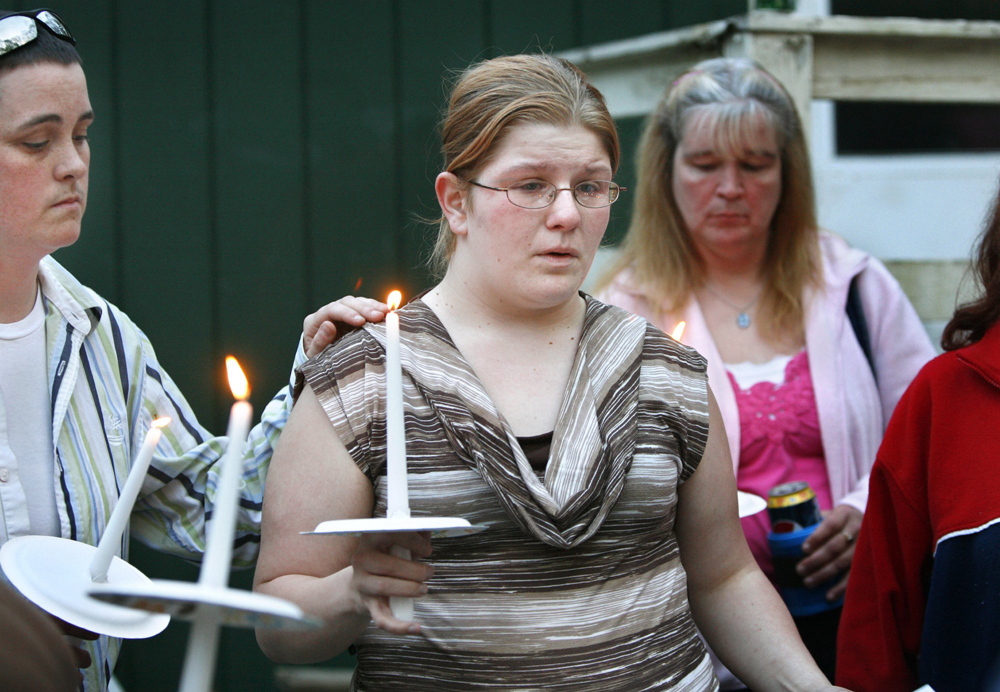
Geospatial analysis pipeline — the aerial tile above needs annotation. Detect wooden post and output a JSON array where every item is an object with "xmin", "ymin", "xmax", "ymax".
[{"xmin": 724, "ymin": 30, "xmax": 814, "ymax": 144}]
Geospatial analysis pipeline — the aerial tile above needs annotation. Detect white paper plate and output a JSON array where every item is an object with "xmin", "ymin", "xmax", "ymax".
[
  {"xmin": 304, "ymin": 516, "xmax": 488, "ymax": 537},
  {"xmin": 737, "ymin": 491, "xmax": 768, "ymax": 518},
  {"xmin": 88, "ymin": 580, "xmax": 320, "ymax": 630},
  {"xmin": 0, "ymin": 535, "xmax": 170, "ymax": 638}
]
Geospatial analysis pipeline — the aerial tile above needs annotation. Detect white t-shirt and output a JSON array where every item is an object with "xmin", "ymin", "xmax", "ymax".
[{"xmin": 0, "ymin": 287, "xmax": 59, "ymax": 538}]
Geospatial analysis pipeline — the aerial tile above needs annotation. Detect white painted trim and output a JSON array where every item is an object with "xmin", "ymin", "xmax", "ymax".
[{"xmin": 810, "ymin": 99, "xmax": 1000, "ymax": 261}]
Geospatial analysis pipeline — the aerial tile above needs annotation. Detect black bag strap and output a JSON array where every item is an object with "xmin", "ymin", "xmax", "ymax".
[{"xmin": 846, "ymin": 274, "xmax": 876, "ymax": 381}]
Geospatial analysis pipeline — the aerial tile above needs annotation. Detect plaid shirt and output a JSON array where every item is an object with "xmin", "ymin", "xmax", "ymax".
[{"xmin": 1, "ymin": 255, "xmax": 297, "ymax": 691}]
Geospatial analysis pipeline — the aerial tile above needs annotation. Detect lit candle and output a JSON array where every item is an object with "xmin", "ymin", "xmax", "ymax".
[
  {"xmin": 199, "ymin": 356, "xmax": 253, "ymax": 588},
  {"xmin": 384, "ymin": 291, "xmax": 414, "ymax": 621},
  {"xmin": 671, "ymin": 320, "xmax": 687, "ymax": 342},
  {"xmin": 176, "ymin": 357, "xmax": 253, "ymax": 692},
  {"xmin": 90, "ymin": 417, "xmax": 172, "ymax": 582},
  {"xmin": 384, "ymin": 290, "xmax": 409, "ymax": 520}
]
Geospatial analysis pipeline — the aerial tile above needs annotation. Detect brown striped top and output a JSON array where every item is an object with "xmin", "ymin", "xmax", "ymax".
[{"xmin": 300, "ymin": 296, "xmax": 718, "ymax": 691}]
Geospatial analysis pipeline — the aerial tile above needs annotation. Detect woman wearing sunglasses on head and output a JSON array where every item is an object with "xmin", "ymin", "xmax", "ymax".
[{"xmin": 0, "ymin": 9, "xmax": 376, "ymax": 689}]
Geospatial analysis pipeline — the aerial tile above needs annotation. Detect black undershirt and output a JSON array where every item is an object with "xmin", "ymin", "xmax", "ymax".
[{"xmin": 516, "ymin": 431, "xmax": 553, "ymax": 471}]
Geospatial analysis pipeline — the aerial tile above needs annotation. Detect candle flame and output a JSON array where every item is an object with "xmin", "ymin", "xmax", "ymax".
[
  {"xmin": 225, "ymin": 356, "xmax": 250, "ymax": 400},
  {"xmin": 151, "ymin": 416, "xmax": 171, "ymax": 429},
  {"xmin": 387, "ymin": 290, "xmax": 402, "ymax": 311},
  {"xmin": 671, "ymin": 321, "xmax": 687, "ymax": 342}
]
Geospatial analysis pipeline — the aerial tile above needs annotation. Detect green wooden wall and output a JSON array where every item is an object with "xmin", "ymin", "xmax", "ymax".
[{"xmin": 12, "ymin": 1, "xmax": 742, "ymax": 689}]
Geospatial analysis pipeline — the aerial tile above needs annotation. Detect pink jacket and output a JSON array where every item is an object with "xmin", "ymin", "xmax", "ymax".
[{"xmin": 597, "ymin": 232, "xmax": 935, "ymax": 513}]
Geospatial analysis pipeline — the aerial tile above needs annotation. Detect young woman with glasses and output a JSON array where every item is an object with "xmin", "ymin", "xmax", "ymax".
[{"xmin": 254, "ymin": 52, "xmax": 851, "ymax": 692}]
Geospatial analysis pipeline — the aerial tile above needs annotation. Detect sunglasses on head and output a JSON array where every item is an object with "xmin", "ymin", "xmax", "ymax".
[{"xmin": 0, "ymin": 8, "xmax": 74, "ymax": 58}]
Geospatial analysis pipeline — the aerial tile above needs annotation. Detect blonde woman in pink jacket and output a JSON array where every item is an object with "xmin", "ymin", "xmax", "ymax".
[{"xmin": 594, "ymin": 57, "xmax": 935, "ymax": 688}]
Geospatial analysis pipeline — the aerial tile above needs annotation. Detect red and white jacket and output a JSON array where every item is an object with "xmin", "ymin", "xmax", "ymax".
[{"xmin": 837, "ymin": 321, "xmax": 1000, "ymax": 692}]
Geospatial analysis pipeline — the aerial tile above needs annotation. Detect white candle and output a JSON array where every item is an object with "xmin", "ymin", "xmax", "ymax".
[
  {"xmin": 177, "ymin": 357, "xmax": 252, "ymax": 692},
  {"xmin": 199, "ymin": 357, "xmax": 253, "ymax": 588},
  {"xmin": 384, "ymin": 292, "xmax": 414, "ymax": 621},
  {"xmin": 177, "ymin": 613, "xmax": 221, "ymax": 692},
  {"xmin": 384, "ymin": 292, "xmax": 409, "ymax": 520},
  {"xmin": 90, "ymin": 417, "xmax": 171, "ymax": 582}
]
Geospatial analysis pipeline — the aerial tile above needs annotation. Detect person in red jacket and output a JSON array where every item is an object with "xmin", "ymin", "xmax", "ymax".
[{"xmin": 837, "ymin": 178, "xmax": 1000, "ymax": 692}]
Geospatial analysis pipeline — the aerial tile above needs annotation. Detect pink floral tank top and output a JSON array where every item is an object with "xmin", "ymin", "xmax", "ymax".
[{"xmin": 727, "ymin": 350, "xmax": 833, "ymax": 581}]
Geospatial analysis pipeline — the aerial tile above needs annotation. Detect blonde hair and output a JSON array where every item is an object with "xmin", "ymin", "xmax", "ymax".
[
  {"xmin": 595, "ymin": 57, "xmax": 819, "ymax": 342},
  {"xmin": 428, "ymin": 53, "xmax": 619, "ymax": 277}
]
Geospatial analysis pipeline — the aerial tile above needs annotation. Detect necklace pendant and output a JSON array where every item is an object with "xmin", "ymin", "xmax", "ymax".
[{"xmin": 736, "ymin": 312, "xmax": 751, "ymax": 329}]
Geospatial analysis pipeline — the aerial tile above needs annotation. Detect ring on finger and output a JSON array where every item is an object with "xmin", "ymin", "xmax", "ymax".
[{"xmin": 842, "ymin": 530, "xmax": 855, "ymax": 544}]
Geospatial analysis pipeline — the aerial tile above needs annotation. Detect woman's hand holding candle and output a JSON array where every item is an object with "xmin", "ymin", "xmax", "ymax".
[{"xmin": 349, "ymin": 530, "xmax": 433, "ymax": 635}]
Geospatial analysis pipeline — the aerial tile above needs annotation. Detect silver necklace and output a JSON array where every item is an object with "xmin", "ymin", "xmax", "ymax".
[{"xmin": 702, "ymin": 284, "xmax": 762, "ymax": 329}]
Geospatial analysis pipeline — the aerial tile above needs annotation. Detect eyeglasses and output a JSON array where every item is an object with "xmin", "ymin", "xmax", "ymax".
[
  {"xmin": 467, "ymin": 179, "xmax": 626, "ymax": 209},
  {"xmin": 0, "ymin": 9, "xmax": 75, "ymax": 58}
]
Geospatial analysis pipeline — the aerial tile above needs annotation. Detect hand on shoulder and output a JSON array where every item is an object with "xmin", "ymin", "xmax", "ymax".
[{"xmin": 303, "ymin": 296, "xmax": 389, "ymax": 357}]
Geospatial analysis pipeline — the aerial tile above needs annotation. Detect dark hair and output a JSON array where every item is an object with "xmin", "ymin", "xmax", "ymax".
[
  {"xmin": 941, "ymin": 178, "xmax": 1000, "ymax": 350},
  {"xmin": 0, "ymin": 10, "xmax": 81, "ymax": 74}
]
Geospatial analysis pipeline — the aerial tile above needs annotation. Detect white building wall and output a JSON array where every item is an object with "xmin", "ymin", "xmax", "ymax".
[{"xmin": 811, "ymin": 99, "xmax": 1000, "ymax": 262}]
